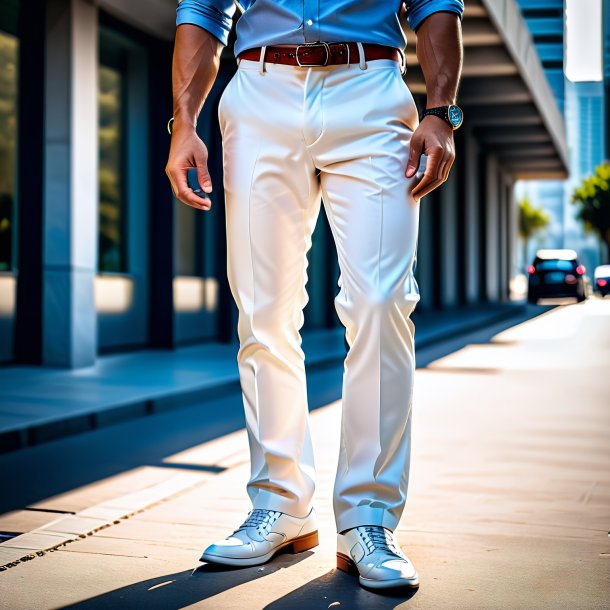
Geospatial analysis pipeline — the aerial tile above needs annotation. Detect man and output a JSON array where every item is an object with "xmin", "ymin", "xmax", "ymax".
[{"xmin": 166, "ymin": 0, "xmax": 464, "ymax": 591}]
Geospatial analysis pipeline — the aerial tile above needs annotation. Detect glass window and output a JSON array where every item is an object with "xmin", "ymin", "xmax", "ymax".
[
  {"xmin": 537, "ymin": 260, "xmax": 575, "ymax": 271},
  {"xmin": 0, "ymin": 30, "xmax": 18, "ymax": 272},
  {"xmin": 98, "ymin": 39, "xmax": 127, "ymax": 273},
  {"xmin": 174, "ymin": 198, "xmax": 200, "ymax": 277}
]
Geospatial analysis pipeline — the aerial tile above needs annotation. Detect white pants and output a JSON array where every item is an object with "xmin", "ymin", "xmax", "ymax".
[{"xmin": 218, "ymin": 47, "xmax": 425, "ymax": 533}]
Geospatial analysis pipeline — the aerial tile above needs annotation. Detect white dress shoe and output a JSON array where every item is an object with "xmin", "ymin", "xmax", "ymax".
[
  {"xmin": 337, "ymin": 526, "xmax": 419, "ymax": 589},
  {"xmin": 199, "ymin": 507, "xmax": 319, "ymax": 567}
]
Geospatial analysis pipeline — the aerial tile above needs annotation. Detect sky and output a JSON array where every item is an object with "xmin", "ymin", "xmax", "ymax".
[{"xmin": 565, "ymin": 0, "xmax": 603, "ymax": 82}]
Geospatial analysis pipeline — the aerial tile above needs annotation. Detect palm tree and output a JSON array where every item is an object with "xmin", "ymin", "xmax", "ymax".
[
  {"xmin": 518, "ymin": 196, "xmax": 550, "ymax": 270},
  {"xmin": 571, "ymin": 162, "xmax": 610, "ymax": 262}
]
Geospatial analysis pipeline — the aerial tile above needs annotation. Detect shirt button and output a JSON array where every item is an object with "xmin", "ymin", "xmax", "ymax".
[{"xmin": 306, "ymin": 19, "xmax": 313, "ymax": 25}]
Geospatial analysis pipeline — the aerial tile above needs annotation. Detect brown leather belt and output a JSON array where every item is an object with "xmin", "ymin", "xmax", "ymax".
[{"xmin": 238, "ymin": 42, "xmax": 401, "ymax": 67}]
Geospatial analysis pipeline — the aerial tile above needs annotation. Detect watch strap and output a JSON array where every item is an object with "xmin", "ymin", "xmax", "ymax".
[{"xmin": 421, "ymin": 105, "xmax": 462, "ymax": 130}]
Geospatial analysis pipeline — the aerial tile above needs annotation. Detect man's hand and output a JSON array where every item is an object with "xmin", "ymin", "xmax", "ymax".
[
  {"xmin": 405, "ymin": 115, "xmax": 455, "ymax": 202},
  {"xmin": 167, "ymin": 24, "xmax": 224, "ymax": 211},
  {"xmin": 405, "ymin": 10, "xmax": 463, "ymax": 202},
  {"xmin": 166, "ymin": 123, "xmax": 213, "ymax": 211}
]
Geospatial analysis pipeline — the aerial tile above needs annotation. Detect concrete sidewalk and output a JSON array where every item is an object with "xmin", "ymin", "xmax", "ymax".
[
  {"xmin": 0, "ymin": 302, "xmax": 534, "ymax": 454},
  {"xmin": 1, "ymin": 299, "xmax": 608, "ymax": 609}
]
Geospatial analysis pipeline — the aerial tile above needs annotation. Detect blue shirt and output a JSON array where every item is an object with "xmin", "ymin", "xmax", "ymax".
[{"xmin": 176, "ymin": 1, "xmax": 464, "ymax": 56}]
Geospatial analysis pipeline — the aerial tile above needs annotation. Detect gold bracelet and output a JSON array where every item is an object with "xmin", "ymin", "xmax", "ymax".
[{"xmin": 167, "ymin": 116, "xmax": 197, "ymax": 135}]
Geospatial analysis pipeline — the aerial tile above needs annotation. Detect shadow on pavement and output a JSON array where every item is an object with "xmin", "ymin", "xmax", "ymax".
[
  {"xmin": 263, "ymin": 568, "xmax": 417, "ymax": 610},
  {"xmin": 0, "ymin": 366, "xmax": 345, "ymax": 513},
  {"xmin": 415, "ymin": 303, "xmax": 552, "ymax": 368},
  {"xmin": 0, "ymin": 303, "xmax": 549, "ymax": 513},
  {"xmin": 58, "ymin": 552, "xmax": 315, "ymax": 609},
  {"xmin": 56, "ymin": 552, "xmax": 417, "ymax": 610}
]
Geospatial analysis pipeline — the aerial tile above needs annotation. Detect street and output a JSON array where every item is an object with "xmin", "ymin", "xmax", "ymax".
[{"xmin": 1, "ymin": 299, "xmax": 609, "ymax": 609}]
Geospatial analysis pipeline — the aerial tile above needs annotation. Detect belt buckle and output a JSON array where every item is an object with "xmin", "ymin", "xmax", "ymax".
[{"xmin": 295, "ymin": 42, "xmax": 331, "ymax": 67}]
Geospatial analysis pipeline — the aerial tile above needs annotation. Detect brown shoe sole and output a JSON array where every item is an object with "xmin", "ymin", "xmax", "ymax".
[
  {"xmin": 336, "ymin": 551, "xmax": 360, "ymax": 575},
  {"xmin": 337, "ymin": 551, "xmax": 420, "ymax": 589},
  {"xmin": 283, "ymin": 530, "xmax": 319, "ymax": 555},
  {"xmin": 201, "ymin": 529, "xmax": 319, "ymax": 567}
]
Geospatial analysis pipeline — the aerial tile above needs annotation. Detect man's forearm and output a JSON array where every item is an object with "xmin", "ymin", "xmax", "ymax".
[
  {"xmin": 166, "ymin": 24, "xmax": 224, "ymax": 211},
  {"xmin": 172, "ymin": 24, "xmax": 224, "ymax": 129},
  {"xmin": 415, "ymin": 12, "xmax": 463, "ymax": 108},
  {"xmin": 406, "ymin": 11, "xmax": 463, "ymax": 197}
]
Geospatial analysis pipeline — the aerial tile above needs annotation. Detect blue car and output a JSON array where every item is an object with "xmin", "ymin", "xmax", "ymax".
[{"xmin": 527, "ymin": 249, "xmax": 587, "ymax": 304}]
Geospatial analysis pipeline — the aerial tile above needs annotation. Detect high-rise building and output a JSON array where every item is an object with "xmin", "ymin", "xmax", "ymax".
[
  {"xmin": 563, "ymin": 80, "xmax": 607, "ymax": 269},
  {"xmin": 518, "ymin": 0, "xmax": 566, "ymax": 112},
  {"xmin": 602, "ymin": 0, "xmax": 610, "ymax": 154},
  {"xmin": 516, "ymin": 0, "xmax": 609, "ymax": 270},
  {"xmin": 514, "ymin": 1, "xmax": 566, "ymax": 263}
]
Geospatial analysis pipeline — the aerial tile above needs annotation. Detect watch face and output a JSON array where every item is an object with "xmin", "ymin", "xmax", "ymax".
[{"xmin": 448, "ymin": 105, "xmax": 463, "ymax": 129}]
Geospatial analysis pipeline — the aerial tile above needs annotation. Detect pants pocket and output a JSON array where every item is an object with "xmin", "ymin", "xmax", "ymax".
[
  {"xmin": 392, "ymin": 68, "xmax": 419, "ymax": 132},
  {"xmin": 218, "ymin": 72, "xmax": 237, "ymax": 131}
]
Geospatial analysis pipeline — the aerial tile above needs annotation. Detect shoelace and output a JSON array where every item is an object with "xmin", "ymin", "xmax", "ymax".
[
  {"xmin": 358, "ymin": 526, "xmax": 404, "ymax": 558},
  {"xmin": 234, "ymin": 509, "xmax": 280, "ymax": 535}
]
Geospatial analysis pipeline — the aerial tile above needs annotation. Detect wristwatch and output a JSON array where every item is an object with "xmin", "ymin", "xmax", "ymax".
[{"xmin": 421, "ymin": 105, "xmax": 464, "ymax": 130}]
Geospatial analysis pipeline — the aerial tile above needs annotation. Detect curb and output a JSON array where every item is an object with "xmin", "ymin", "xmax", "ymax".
[
  {"xmin": 0, "ymin": 470, "xmax": 206, "ymax": 571},
  {"xmin": 0, "ymin": 303, "xmax": 539, "ymax": 456}
]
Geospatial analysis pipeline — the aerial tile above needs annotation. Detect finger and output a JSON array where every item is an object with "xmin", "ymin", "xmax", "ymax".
[
  {"xmin": 411, "ymin": 155, "xmax": 441, "ymax": 199},
  {"xmin": 183, "ymin": 197, "xmax": 213, "ymax": 212},
  {"xmin": 436, "ymin": 157, "xmax": 450, "ymax": 185},
  {"xmin": 405, "ymin": 135, "xmax": 423, "ymax": 178},
  {"xmin": 177, "ymin": 182, "xmax": 213, "ymax": 210},
  {"xmin": 412, "ymin": 174, "xmax": 445, "ymax": 202},
  {"xmin": 411, "ymin": 171, "xmax": 438, "ymax": 201},
  {"xmin": 179, "ymin": 189, "xmax": 213, "ymax": 211},
  {"xmin": 178, "ymin": 188, "xmax": 213, "ymax": 210},
  {"xmin": 441, "ymin": 153, "xmax": 456, "ymax": 183},
  {"xmin": 436, "ymin": 148, "xmax": 454, "ymax": 184},
  {"xmin": 170, "ymin": 164, "xmax": 192, "ymax": 202},
  {"xmin": 169, "ymin": 167, "xmax": 213, "ymax": 210},
  {"xmin": 195, "ymin": 161, "xmax": 213, "ymax": 194},
  {"xmin": 178, "ymin": 154, "xmax": 213, "ymax": 202},
  {"xmin": 412, "ymin": 142, "xmax": 449, "ymax": 196},
  {"xmin": 413, "ymin": 154, "xmax": 456, "ymax": 202}
]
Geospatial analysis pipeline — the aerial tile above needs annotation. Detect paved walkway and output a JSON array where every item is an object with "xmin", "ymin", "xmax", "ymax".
[
  {"xmin": 0, "ymin": 303, "xmax": 530, "ymax": 453},
  {"xmin": 1, "ymin": 299, "xmax": 609, "ymax": 609}
]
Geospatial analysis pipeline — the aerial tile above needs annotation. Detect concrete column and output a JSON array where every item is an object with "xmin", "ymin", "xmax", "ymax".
[
  {"xmin": 439, "ymin": 169, "xmax": 459, "ymax": 308},
  {"xmin": 14, "ymin": 0, "xmax": 46, "ymax": 365},
  {"xmin": 463, "ymin": 129, "xmax": 481, "ymax": 304},
  {"xmin": 485, "ymin": 155, "xmax": 501, "ymax": 302},
  {"xmin": 498, "ymin": 175, "xmax": 513, "ymax": 301},
  {"xmin": 498, "ymin": 177, "xmax": 507, "ymax": 301},
  {"xmin": 506, "ymin": 179, "xmax": 518, "ymax": 297},
  {"xmin": 43, "ymin": 0, "xmax": 98, "ymax": 367}
]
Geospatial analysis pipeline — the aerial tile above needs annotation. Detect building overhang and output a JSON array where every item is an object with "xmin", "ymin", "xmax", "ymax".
[
  {"xmin": 403, "ymin": 0, "xmax": 569, "ymax": 180},
  {"xmin": 96, "ymin": 0, "xmax": 569, "ymax": 180},
  {"xmin": 95, "ymin": 0, "xmax": 177, "ymax": 41}
]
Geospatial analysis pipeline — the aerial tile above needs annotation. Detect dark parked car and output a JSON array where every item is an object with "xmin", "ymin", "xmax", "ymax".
[
  {"xmin": 593, "ymin": 265, "xmax": 610, "ymax": 297},
  {"xmin": 527, "ymin": 249, "xmax": 587, "ymax": 304}
]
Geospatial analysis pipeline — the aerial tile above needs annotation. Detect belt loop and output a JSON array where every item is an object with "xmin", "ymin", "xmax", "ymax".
[
  {"xmin": 397, "ymin": 47, "xmax": 407, "ymax": 75},
  {"xmin": 258, "ymin": 45, "xmax": 267, "ymax": 75},
  {"xmin": 356, "ymin": 41, "xmax": 367, "ymax": 70}
]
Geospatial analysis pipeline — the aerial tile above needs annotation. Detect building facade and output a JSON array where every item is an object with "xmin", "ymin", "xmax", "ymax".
[
  {"xmin": 605, "ymin": 0, "xmax": 610, "ymax": 156},
  {"xmin": 514, "ymin": 0, "xmax": 566, "ymax": 262},
  {"xmin": 0, "ymin": 0, "xmax": 567, "ymax": 367},
  {"xmin": 516, "ymin": 0, "xmax": 609, "ymax": 271}
]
